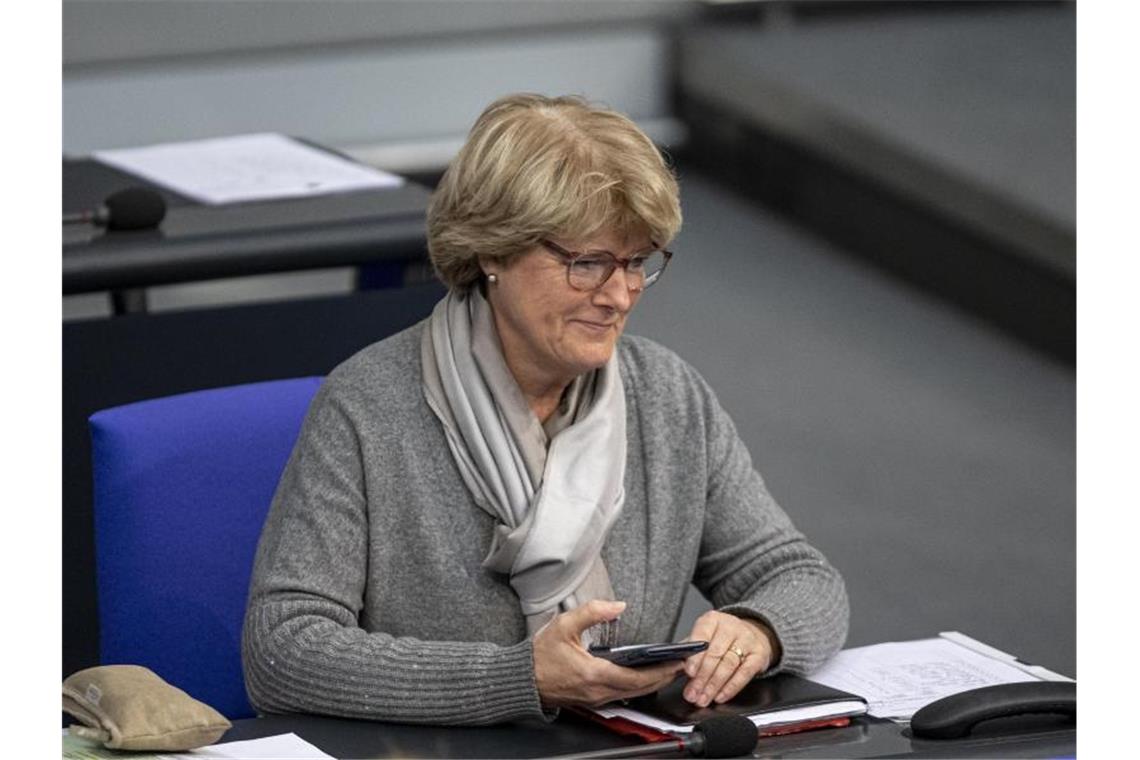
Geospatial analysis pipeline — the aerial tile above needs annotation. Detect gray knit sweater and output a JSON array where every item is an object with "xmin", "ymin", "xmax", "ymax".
[{"xmin": 241, "ymin": 322, "xmax": 848, "ymax": 725}]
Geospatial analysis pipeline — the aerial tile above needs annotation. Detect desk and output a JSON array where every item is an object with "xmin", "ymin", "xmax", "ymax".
[
  {"xmin": 222, "ymin": 712, "xmax": 1075, "ymax": 758},
  {"xmin": 63, "ymin": 157, "xmax": 431, "ymax": 297}
]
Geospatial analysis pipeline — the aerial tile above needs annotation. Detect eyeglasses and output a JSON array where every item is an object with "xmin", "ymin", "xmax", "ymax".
[{"xmin": 541, "ymin": 240, "xmax": 673, "ymax": 292}]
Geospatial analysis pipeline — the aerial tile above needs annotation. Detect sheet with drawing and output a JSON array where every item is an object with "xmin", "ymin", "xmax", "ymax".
[{"xmin": 805, "ymin": 631, "xmax": 1072, "ymax": 720}]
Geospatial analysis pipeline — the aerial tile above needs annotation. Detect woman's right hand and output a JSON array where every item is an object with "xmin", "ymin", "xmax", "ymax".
[{"xmin": 533, "ymin": 600, "xmax": 685, "ymax": 709}]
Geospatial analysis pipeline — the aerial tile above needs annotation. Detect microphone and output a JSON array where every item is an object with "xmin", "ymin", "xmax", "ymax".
[
  {"xmin": 549, "ymin": 715, "xmax": 758, "ymax": 759},
  {"xmin": 63, "ymin": 187, "xmax": 167, "ymax": 231}
]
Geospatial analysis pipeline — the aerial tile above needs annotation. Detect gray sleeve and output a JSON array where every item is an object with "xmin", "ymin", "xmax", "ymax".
[
  {"xmin": 689, "ymin": 372, "xmax": 850, "ymax": 675},
  {"xmin": 241, "ymin": 380, "xmax": 545, "ymax": 725}
]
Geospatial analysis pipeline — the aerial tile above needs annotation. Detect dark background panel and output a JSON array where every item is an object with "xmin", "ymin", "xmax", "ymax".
[{"xmin": 62, "ymin": 282, "xmax": 445, "ymax": 678}]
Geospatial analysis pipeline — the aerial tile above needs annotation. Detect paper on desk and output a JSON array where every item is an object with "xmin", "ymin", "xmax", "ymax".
[
  {"xmin": 805, "ymin": 631, "xmax": 1072, "ymax": 720},
  {"xmin": 94, "ymin": 133, "xmax": 403, "ymax": 205},
  {"xmin": 594, "ymin": 700, "xmax": 867, "ymax": 735},
  {"xmin": 63, "ymin": 731, "xmax": 333, "ymax": 759},
  {"xmin": 191, "ymin": 732, "xmax": 334, "ymax": 758}
]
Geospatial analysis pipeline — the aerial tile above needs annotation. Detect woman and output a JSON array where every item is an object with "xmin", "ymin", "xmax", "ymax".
[{"xmin": 242, "ymin": 94, "xmax": 848, "ymax": 725}]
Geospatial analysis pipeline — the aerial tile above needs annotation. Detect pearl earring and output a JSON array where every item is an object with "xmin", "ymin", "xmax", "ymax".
[{"xmin": 487, "ymin": 274, "xmax": 498, "ymax": 284}]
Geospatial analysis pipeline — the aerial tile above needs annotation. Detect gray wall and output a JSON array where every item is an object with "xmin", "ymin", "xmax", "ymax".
[{"xmin": 63, "ymin": 1, "xmax": 693, "ymax": 158}]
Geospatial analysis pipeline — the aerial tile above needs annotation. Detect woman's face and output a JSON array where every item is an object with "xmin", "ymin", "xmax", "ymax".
[{"xmin": 484, "ymin": 227, "xmax": 651, "ymax": 392}]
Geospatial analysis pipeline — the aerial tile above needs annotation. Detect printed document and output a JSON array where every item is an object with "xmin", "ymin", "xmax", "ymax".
[
  {"xmin": 94, "ymin": 133, "xmax": 404, "ymax": 205},
  {"xmin": 805, "ymin": 631, "xmax": 1072, "ymax": 720}
]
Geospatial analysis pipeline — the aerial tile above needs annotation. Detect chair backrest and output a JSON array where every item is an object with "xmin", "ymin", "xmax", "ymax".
[{"xmin": 90, "ymin": 377, "xmax": 322, "ymax": 719}]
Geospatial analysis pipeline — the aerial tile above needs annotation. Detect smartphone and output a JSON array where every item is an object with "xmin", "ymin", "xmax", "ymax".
[{"xmin": 588, "ymin": 641, "xmax": 709, "ymax": 667}]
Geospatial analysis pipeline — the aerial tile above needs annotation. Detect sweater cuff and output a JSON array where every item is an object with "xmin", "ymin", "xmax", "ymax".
[
  {"xmin": 518, "ymin": 639, "xmax": 560, "ymax": 724},
  {"xmin": 481, "ymin": 638, "xmax": 550, "ymax": 723}
]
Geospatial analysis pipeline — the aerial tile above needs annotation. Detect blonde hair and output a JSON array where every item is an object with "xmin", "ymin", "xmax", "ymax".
[{"xmin": 427, "ymin": 93, "xmax": 682, "ymax": 291}]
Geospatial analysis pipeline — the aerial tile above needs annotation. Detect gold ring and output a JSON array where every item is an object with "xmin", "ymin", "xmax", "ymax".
[{"xmin": 728, "ymin": 644, "xmax": 746, "ymax": 661}]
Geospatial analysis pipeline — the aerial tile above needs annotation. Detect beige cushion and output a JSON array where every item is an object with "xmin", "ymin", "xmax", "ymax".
[{"xmin": 63, "ymin": 665, "xmax": 232, "ymax": 751}]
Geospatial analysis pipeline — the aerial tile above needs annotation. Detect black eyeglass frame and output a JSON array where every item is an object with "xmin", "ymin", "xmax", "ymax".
[{"xmin": 540, "ymin": 240, "xmax": 674, "ymax": 293}]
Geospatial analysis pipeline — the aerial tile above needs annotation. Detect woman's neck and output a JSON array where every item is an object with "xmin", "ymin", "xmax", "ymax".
[{"xmin": 502, "ymin": 353, "xmax": 570, "ymax": 424}]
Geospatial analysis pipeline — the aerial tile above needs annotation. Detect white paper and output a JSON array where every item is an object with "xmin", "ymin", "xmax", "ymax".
[
  {"xmin": 805, "ymin": 631, "xmax": 1072, "ymax": 720},
  {"xmin": 63, "ymin": 732, "xmax": 333, "ymax": 760},
  {"xmin": 94, "ymin": 133, "xmax": 404, "ymax": 205},
  {"xmin": 595, "ymin": 700, "xmax": 867, "ymax": 734},
  {"xmin": 938, "ymin": 630, "xmax": 1073, "ymax": 682},
  {"xmin": 190, "ymin": 732, "xmax": 334, "ymax": 759}
]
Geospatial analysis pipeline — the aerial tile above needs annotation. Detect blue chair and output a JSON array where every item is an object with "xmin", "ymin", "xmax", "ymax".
[{"xmin": 89, "ymin": 377, "xmax": 322, "ymax": 719}]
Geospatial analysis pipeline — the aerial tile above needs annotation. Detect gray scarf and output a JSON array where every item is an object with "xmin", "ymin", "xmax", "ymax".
[{"xmin": 421, "ymin": 288, "xmax": 626, "ymax": 637}]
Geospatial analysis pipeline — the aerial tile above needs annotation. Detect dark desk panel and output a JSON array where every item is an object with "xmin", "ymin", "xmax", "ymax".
[
  {"xmin": 63, "ymin": 158, "xmax": 431, "ymax": 294},
  {"xmin": 222, "ymin": 712, "xmax": 1075, "ymax": 758}
]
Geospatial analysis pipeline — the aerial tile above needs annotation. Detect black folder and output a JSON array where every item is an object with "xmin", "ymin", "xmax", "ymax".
[{"xmin": 629, "ymin": 673, "xmax": 866, "ymax": 727}]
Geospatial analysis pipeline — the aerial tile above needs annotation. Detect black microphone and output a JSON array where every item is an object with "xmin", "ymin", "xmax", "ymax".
[
  {"xmin": 549, "ymin": 715, "xmax": 758, "ymax": 759},
  {"xmin": 63, "ymin": 187, "xmax": 167, "ymax": 231}
]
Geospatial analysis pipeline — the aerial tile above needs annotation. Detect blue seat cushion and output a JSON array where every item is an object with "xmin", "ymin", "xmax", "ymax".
[{"xmin": 90, "ymin": 377, "xmax": 322, "ymax": 719}]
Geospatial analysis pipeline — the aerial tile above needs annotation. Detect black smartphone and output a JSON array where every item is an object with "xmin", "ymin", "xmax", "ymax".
[{"xmin": 588, "ymin": 641, "xmax": 709, "ymax": 667}]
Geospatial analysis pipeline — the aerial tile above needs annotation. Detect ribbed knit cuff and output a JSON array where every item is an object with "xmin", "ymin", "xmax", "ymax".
[{"xmin": 465, "ymin": 638, "xmax": 549, "ymax": 724}]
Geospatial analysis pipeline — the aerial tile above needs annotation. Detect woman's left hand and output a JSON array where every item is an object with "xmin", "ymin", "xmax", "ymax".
[{"xmin": 680, "ymin": 611, "xmax": 781, "ymax": 706}]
